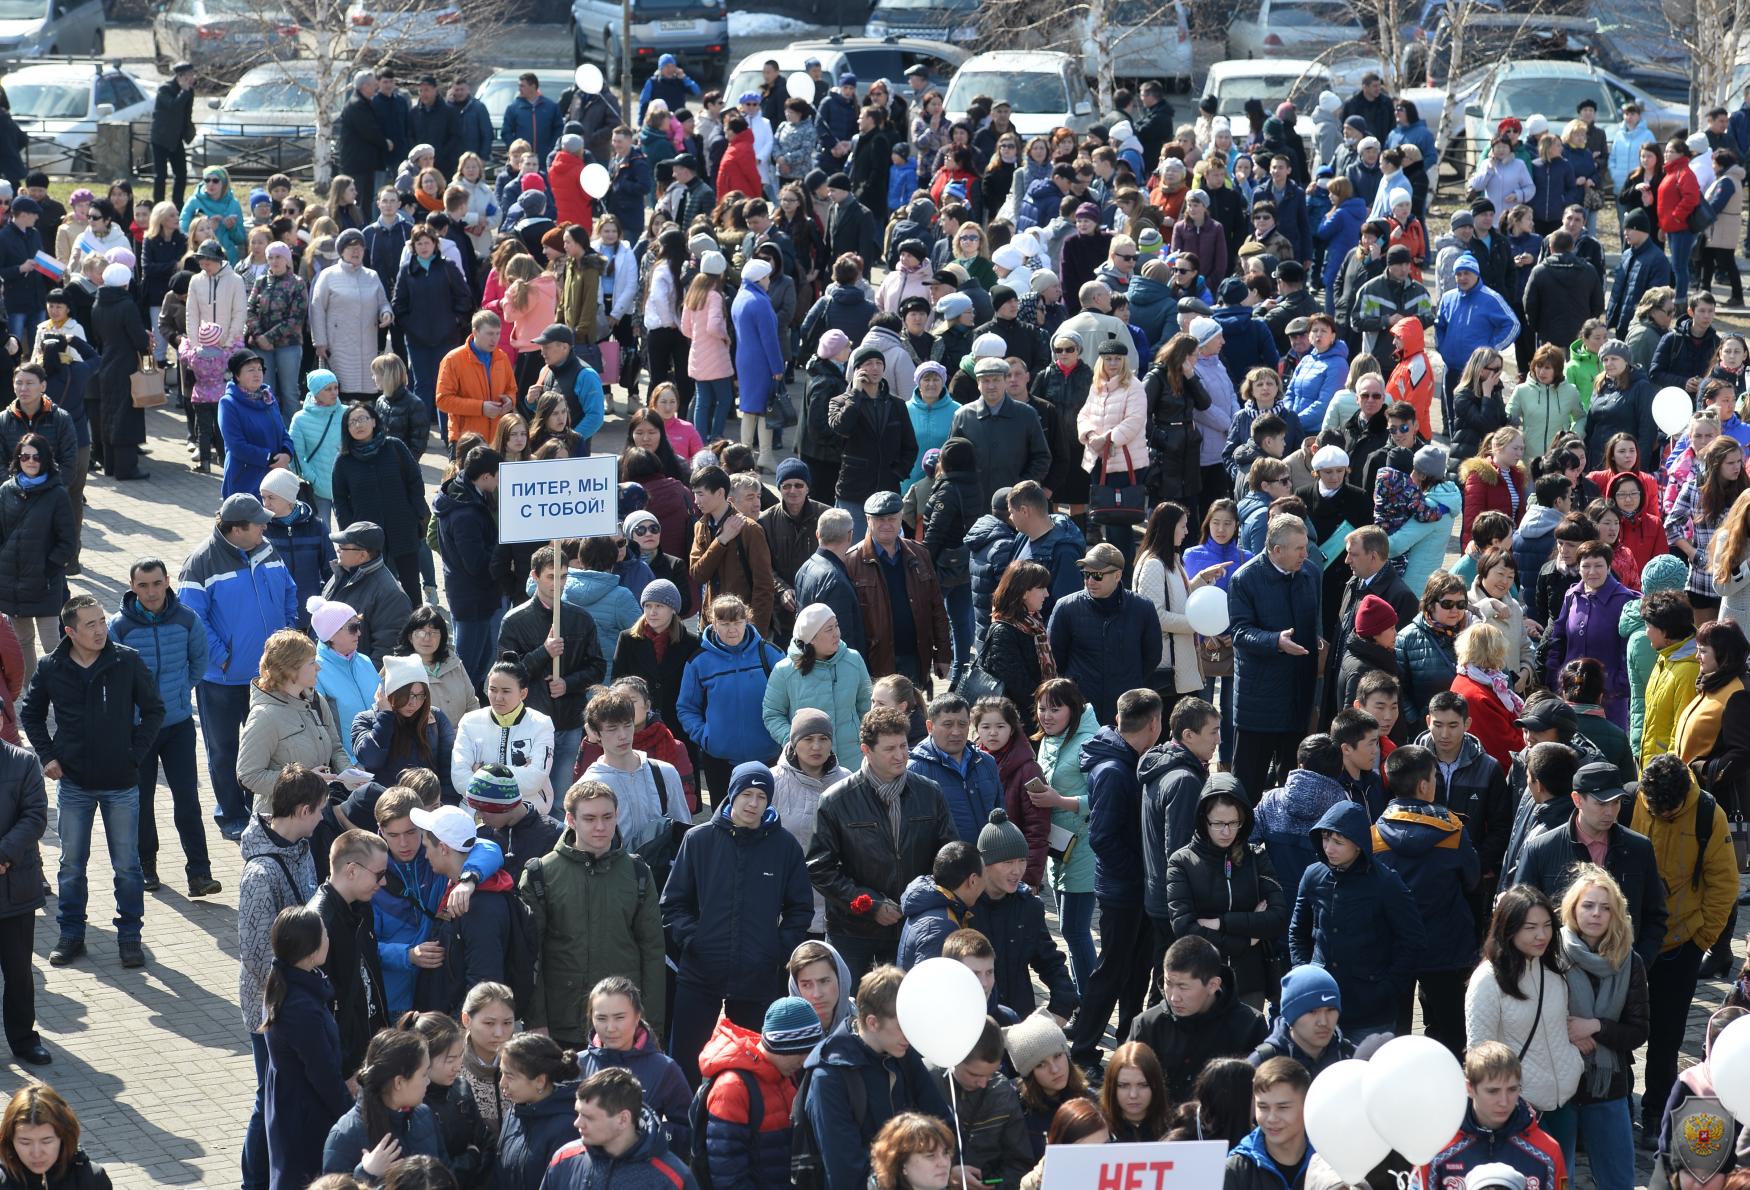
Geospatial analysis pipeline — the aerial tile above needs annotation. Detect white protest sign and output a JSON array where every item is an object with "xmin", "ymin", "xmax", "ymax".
[
  {"xmin": 1039, "ymin": 1140, "xmax": 1228, "ymax": 1190},
  {"xmin": 497, "ymin": 455, "xmax": 620, "ymax": 544}
]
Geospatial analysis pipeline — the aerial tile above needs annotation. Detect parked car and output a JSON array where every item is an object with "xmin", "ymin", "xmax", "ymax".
[
  {"xmin": 1081, "ymin": 0, "xmax": 1192, "ymax": 92},
  {"xmin": 6, "ymin": 59, "xmax": 148, "ymax": 174},
  {"xmin": 570, "ymin": 0, "xmax": 727, "ymax": 86},
  {"xmin": 191, "ymin": 59, "xmax": 337, "ymax": 177},
  {"xmin": 1455, "ymin": 60, "xmax": 1685, "ymax": 173},
  {"xmin": 345, "ymin": 0, "xmax": 465, "ymax": 63},
  {"xmin": 726, "ymin": 48, "xmax": 847, "ymax": 108},
  {"xmin": 1202, "ymin": 58, "xmax": 1332, "ymax": 120},
  {"xmin": 152, "ymin": 0, "xmax": 298, "ymax": 81},
  {"xmin": 864, "ymin": 0, "xmax": 980, "ymax": 46},
  {"xmin": 0, "ymin": 0, "xmax": 103, "ymax": 62},
  {"xmin": 1226, "ymin": 0, "xmax": 1366, "ymax": 60},
  {"xmin": 785, "ymin": 36, "xmax": 963, "ymax": 95},
  {"xmin": 943, "ymin": 50, "xmax": 1097, "ymax": 137}
]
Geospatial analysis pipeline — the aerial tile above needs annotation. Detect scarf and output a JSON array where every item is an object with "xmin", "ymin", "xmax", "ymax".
[
  {"xmin": 1464, "ymin": 663, "xmax": 1523, "ymax": 715},
  {"xmin": 1424, "ymin": 616, "xmax": 1461, "ymax": 644},
  {"xmin": 348, "ymin": 431, "xmax": 384, "ymax": 461},
  {"xmin": 15, "ymin": 471, "xmax": 47, "ymax": 490},
  {"xmin": 864, "ymin": 761, "xmax": 907, "ymax": 842},
  {"xmin": 1560, "ymin": 926, "xmax": 1631, "ymax": 1098},
  {"xmin": 1015, "ymin": 612, "xmax": 1058, "ymax": 679}
]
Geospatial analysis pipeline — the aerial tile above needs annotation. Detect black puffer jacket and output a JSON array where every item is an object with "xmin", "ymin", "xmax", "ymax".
[
  {"xmin": 980, "ymin": 617, "xmax": 1045, "ymax": 727},
  {"xmin": 800, "ymin": 354, "xmax": 846, "ymax": 464},
  {"xmin": 0, "ymin": 738, "xmax": 45, "ymax": 919},
  {"xmin": 825, "ymin": 382, "xmax": 917, "ymax": 505},
  {"xmin": 0, "ymin": 473, "xmax": 74, "ymax": 617},
  {"xmin": 375, "ymin": 385, "xmax": 431, "ymax": 459},
  {"xmin": 0, "ymin": 1150, "xmax": 112, "ymax": 1190},
  {"xmin": 1449, "ymin": 383, "xmax": 1508, "ymax": 463},
  {"xmin": 922, "ymin": 463, "xmax": 981, "ymax": 588},
  {"xmin": 20, "ymin": 638, "xmax": 163, "ymax": 791},
  {"xmin": 1143, "ymin": 362, "xmax": 1209, "ymax": 502},
  {"xmin": 331, "ymin": 434, "xmax": 429, "ymax": 563},
  {"xmin": 1164, "ymin": 776, "xmax": 1289, "ymax": 1000}
]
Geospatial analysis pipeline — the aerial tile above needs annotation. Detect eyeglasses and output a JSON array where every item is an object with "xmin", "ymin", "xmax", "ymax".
[
  {"xmin": 360, "ymin": 863, "xmax": 388, "ymax": 884},
  {"xmin": 1483, "ymin": 365, "xmax": 1502, "ymax": 375},
  {"xmin": 1083, "ymin": 570, "xmax": 1119, "ymax": 582},
  {"xmin": 1054, "ymin": 346, "xmax": 1079, "ymax": 354},
  {"xmin": 1389, "ymin": 422, "xmax": 1415, "ymax": 433},
  {"xmin": 1207, "ymin": 818, "xmax": 1243, "ymax": 832},
  {"xmin": 1435, "ymin": 598, "xmax": 1468, "ymax": 611}
]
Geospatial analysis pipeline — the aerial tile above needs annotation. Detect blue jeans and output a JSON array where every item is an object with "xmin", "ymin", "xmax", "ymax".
[
  {"xmin": 311, "ymin": 495, "xmax": 332, "ymax": 531},
  {"xmin": 1542, "ymin": 1097, "xmax": 1633, "ymax": 1190},
  {"xmin": 197, "ymin": 680, "xmax": 253, "ymax": 828},
  {"xmin": 551, "ymin": 726, "xmax": 584, "ymax": 800},
  {"xmin": 694, "ymin": 376, "xmax": 734, "ymax": 439},
  {"xmin": 454, "ymin": 618, "xmax": 495, "ymax": 692},
  {"xmin": 834, "ymin": 499, "xmax": 868, "ymax": 543},
  {"xmin": 408, "ymin": 342, "xmax": 448, "ymax": 442},
  {"xmin": 242, "ymin": 1031, "xmax": 269, "ymax": 1190},
  {"xmin": 267, "ymin": 343, "xmax": 302, "ymax": 425},
  {"xmin": 8, "ymin": 308, "xmax": 40, "ymax": 356},
  {"xmin": 56, "ymin": 781, "xmax": 144, "ymax": 943},
  {"xmin": 1669, "ymin": 229, "xmax": 1697, "ymax": 308},
  {"xmin": 1058, "ymin": 889, "xmax": 1097, "ymax": 999},
  {"xmin": 945, "ymin": 583, "xmax": 973, "ymax": 687}
]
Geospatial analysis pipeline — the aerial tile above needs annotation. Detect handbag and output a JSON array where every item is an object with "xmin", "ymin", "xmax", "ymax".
[
  {"xmin": 1196, "ymin": 634, "xmax": 1233, "ymax": 679},
  {"xmin": 599, "ymin": 338, "xmax": 621, "ymax": 386},
  {"xmin": 1090, "ymin": 445, "xmax": 1148, "ymax": 525},
  {"xmin": 1690, "ymin": 190, "xmax": 1719, "ymax": 235},
  {"xmin": 952, "ymin": 630, "xmax": 1006, "ymax": 703},
  {"xmin": 129, "ymin": 356, "xmax": 166, "ymax": 409}
]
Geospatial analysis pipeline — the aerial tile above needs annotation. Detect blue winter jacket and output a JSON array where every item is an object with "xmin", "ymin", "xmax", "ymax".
[
  {"xmin": 887, "ymin": 159, "xmax": 918, "ymax": 213},
  {"xmin": 434, "ymin": 477, "xmax": 500, "ymax": 621},
  {"xmin": 289, "ymin": 397, "xmax": 347, "ymax": 501},
  {"xmin": 907, "ymin": 738, "xmax": 1002, "ymax": 844},
  {"xmin": 732, "ymin": 279, "xmax": 786, "ymax": 417},
  {"xmin": 1017, "ymin": 514, "xmax": 1087, "ymax": 619},
  {"xmin": 263, "ymin": 501, "xmax": 334, "ymax": 628},
  {"xmin": 896, "ymin": 873, "xmax": 974, "ymax": 969},
  {"xmin": 1256, "ymin": 179, "xmax": 1312, "ymax": 261},
  {"xmin": 661, "ymin": 799, "xmax": 812, "ymax": 998},
  {"xmin": 968, "ymin": 512, "xmax": 1022, "ymax": 634},
  {"xmin": 1394, "ymin": 614, "xmax": 1459, "ymax": 728},
  {"xmin": 1436, "ymin": 281, "xmax": 1521, "ymax": 377},
  {"xmin": 580, "ymin": 1026, "xmax": 694, "ymax": 1158},
  {"xmin": 905, "ymin": 389, "xmax": 956, "ymax": 492},
  {"xmin": 1226, "ymin": 1126, "xmax": 1312, "ymax": 1189},
  {"xmin": 1371, "ymin": 798, "xmax": 1481, "ymax": 971},
  {"xmin": 1316, "ymin": 196, "xmax": 1367, "ymax": 292},
  {"xmin": 1288, "ymin": 800, "xmax": 1425, "ymax": 1030},
  {"xmin": 677, "ymin": 624, "xmax": 785, "ymax": 764},
  {"xmin": 801, "ymin": 1020, "xmax": 953, "ymax": 1190},
  {"xmin": 218, "ymin": 381, "xmax": 295, "ymax": 498},
  {"xmin": 370, "ymin": 839, "xmax": 505, "ymax": 1014},
  {"xmin": 1530, "ymin": 154, "xmax": 1579, "ymax": 226},
  {"xmin": 1230, "ymin": 551, "xmax": 1322, "ymax": 734},
  {"xmin": 108, "ymin": 589, "xmax": 208, "ymax": 726},
  {"xmin": 314, "ymin": 642, "xmax": 378, "ymax": 763},
  {"xmin": 178, "ymin": 527, "xmax": 298, "ymax": 685},
  {"xmin": 493, "ymin": 1081, "xmax": 580, "ymax": 1190},
  {"xmin": 1045, "ymin": 588, "xmax": 1162, "ymax": 725},
  {"xmin": 539, "ymin": 1113, "xmax": 698, "ymax": 1190},
  {"xmin": 1125, "ymin": 273, "xmax": 1180, "ymax": 346},
  {"xmin": 1284, "ymin": 339, "xmax": 1350, "ymax": 430},
  {"xmin": 351, "ymin": 707, "xmax": 458, "ymax": 801},
  {"xmin": 323, "ymin": 1102, "xmax": 445, "ymax": 1179},
  {"xmin": 1387, "ymin": 120, "xmax": 1437, "ymax": 165},
  {"xmin": 501, "ymin": 94, "xmax": 563, "ymax": 164},
  {"xmin": 1080, "ymin": 726, "xmax": 1147, "ymax": 904},
  {"xmin": 554, "ymin": 569, "xmax": 640, "ymax": 680},
  {"xmin": 1213, "ymin": 304, "xmax": 1281, "ymax": 389}
]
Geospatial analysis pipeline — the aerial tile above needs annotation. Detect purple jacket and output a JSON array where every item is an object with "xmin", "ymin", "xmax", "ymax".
[{"xmin": 1542, "ymin": 573, "xmax": 1639, "ymax": 702}]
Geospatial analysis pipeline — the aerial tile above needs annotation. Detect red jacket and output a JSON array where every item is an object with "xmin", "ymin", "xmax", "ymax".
[
  {"xmin": 1458, "ymin": 455, "xmax": 1528, "ymax": 548},
  {"xmin": 1449, "ymin": 671, "xmax": 1524, "ymax": 775},
  {"xmin": 548, "ymin": 149, "xmax": 592, "ymax": 233},
  {"xmin": 716, "ymin": 128, "xmax": 764, "ymax": 201},
  {"xmin": 1387, "ymin": 319, "xmax": 1437, "ymax": 440},
  {"xmin": 1657, "ymin": 159, "xmax": 1701, "ymax": 233}
]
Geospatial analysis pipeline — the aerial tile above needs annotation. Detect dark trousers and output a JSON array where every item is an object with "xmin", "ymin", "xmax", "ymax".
[
  {"xmin": 1196, "ymin": 463, "xmax": 1233, "ymax": 526},
  {"xmin": 1069, "ymin": 898, "xmax": 1153, "ymax": 1065},
  {"xmin": 645, "ymin": 325, "xmax": 694, "ymax": 414},
  {"xmin": 698, "ymin": 754, "xmax": 733, "ymax": 809},
  {"xmin": 825, "ymin": 930, "xmax": 897, "ymax": 991},
  {"xmin": 1234, "ymin": 730, "xmax": 1302, "ymax": 805},
  {"xmin": 1146, "ymin": 913, "xmax": 1173, "ymax": 1007},
  {"xmin": 0, "ymin": 913, "xmax": 36, "ymax": 1053},
  {"xmin": 1395, "ymin": 969, "xmax": 1467, "ymax": 1058},
  {"xmin": 242, "ymin": 1031, "xmax": 269, "ymax": 1190},
  {"xmin": 1701, "ymin": 246, "xmax": 1746, "ymax": 302},
  {"xmin": 106, "ymin": 441, "xmax": 143, "ymax": 480},
  {"xmin": 152, "ymin": 142, "xmax": 189, "ymax": 207},
  {"xmin": 669, "ymin": 969, "xmax": 775, "ymax": 1087},
  {"xmin": 392, "ymin": 551, "xmax": 423, "ymax": 608},
  {"xmin": 197, "ymin": 680, "xmax": 254, "ymax": 828},
  {"xmin": 137, "ymin": 717, "xmax": 210, "ymax": 880},
  {"xmin": 1643, "ymin": 941, "xmax": 1704, "ymax": 1131}
]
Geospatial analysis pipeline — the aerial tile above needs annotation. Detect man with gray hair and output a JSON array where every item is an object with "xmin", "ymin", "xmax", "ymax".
[
  {"xmin": 339, "ymin": 70, "xmax": 388, "ymax": 220},
  {"xmin": 1228, "ymin": 514, "xmax": 1322, "ymax": 798},
  {"xmin": 792, "ymin": 507, "xmax": 865, "ymax": 653},
  {"xmin": 1057, "ymin": 281, "xmax": 1137, "ymax": 372},
  {"xmin": 550, "ymin": 134, "xmax": 593, "ymax": 227}
]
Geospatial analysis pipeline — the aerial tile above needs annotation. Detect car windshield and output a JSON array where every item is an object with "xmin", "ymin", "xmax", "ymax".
[
  {"xmin": 0, "ymin": 0, "xmax": 44, "ymax": 19},
  {"xmin": 875, "ymin": 0, "xmax": 976, "ymax": 9},
  {"xmin": 5, "ymin": 82, "xmax": 85, "ymax": 119},
  {"xmin": 223, "ymin": 78, "xmax": 312, "ymax": 113},
  {"xmin": 1490, "ymin": 76, "xmax": 1617, "ymax": 122},
  {"xmin": 1211, "ymin": 74, "xmax": 1324, "ymax": 116},
  {"xmin": 1265, "ymin": 0, "xmax": 1360, "ymax": 25},
  {"xmin": 945, "ymin": 70, "xmax": 1066, "ymax": 114},
  {"xmin": 1111, "ymin": 0, "xmax": 1178, "ymax": 19}
]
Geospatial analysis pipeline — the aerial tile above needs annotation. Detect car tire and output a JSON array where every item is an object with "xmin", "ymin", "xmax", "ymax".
[
  {"xmin": 572, "ymin": 23, "xmax": 587, "ymax": 67},
  {"xmin": 604, "ymin": 34, "xmax": 620, "ymax": 88}
]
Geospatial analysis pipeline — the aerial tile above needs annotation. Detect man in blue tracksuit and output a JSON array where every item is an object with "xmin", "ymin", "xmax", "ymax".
[
  {"xmin": 907, "ymin": 694, "xmax": 1001, "ymax": 840},
  {"xmin": 1435, "ymin": 253, "xmax": 1520, "ymax": 396},
  {"xmin": 109, "ymin": 558, "xmax": 213, "ymax": 897},
  {"xmin": 178, "ymin": 493, "xmax": 297, "ymax": 839}
]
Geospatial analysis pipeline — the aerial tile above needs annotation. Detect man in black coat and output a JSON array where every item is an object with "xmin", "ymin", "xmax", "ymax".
[
  {"xmin": 149, "ymin": 63, "xmax": 197, "ymax": 206},
  {"xmin": 20, "ymin": 595, "xmax": 164, "ymax": 971},
  {"xmin": 408, "ymin": 75, "xmax": 462, "ymax": 178},
  {"xmin": 497, "ymin": 545, "xmax": 605, "ymax": 800},
  {"xmin": 1131, "ymin": 83, "xmax": 1175, "ymax": 175},
  {"xmin": 338, "ymin": 72, "xmax": 390, "ymax": 216},
  {"xmin": 848, "ymin": 108, "xmax": 894, "ymax": 226},
  {"xmin": 0, "ymin": 732, "xmax": 47, "ymax": 1064},
  {"xmin": 1523, "ymin": 229, "xmax": 1604, "ymax": 350},
  {"xmin": 322, "ymin": 522, "xmax": 413, "ymax": 663},
  {"xmin": 792, "ymin": 509, "xmax": 866, "ymax": 655},
  {"xmin": 1323, "ymin": 524, "xmax": 1416, "ymax": 721},
  {"xmin": 974, "ymin": 809, "xmax": 1078, "ymax": 1021},
  {"xmin": 372, "ymin": 67, "xmax": 410, "ymax": 176},
  {"xmin": 1045, "ymin": 544, "xmax": 1163, "ymax": 726},
  {"xmin": 1126, "ymin": 935, "xmax": 1268, "ymax": 1099},
  {"xmin": 1510, "ymin": 761, "xmax": 1667, "ymax": 968},
  {"xmin": 824, "ymin": 173, "xmax": 879, "ymax": 274},
  {"xmin": 1340, "ymin": 74, "xmax": 1394, "ymax": 142},
  {"xmin": 309, "ymin": 828, "xmax": 391, "ymax": 1077}
]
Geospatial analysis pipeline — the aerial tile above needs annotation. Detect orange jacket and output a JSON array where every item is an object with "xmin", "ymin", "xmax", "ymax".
[
  {"xmin": 435, "ymin": 339, "xmax": 516, "ymax": 444},
  {"xmin": 1386, "ymin": 318, "xmax": 1436, "ymax": 440}
]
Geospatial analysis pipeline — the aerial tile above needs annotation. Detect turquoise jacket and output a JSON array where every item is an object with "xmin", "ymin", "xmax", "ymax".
[
  {"xmin": 179, "ymin": 168, "xmax": 248, "ymax": 260},
  {"xmin": 761, "ymin": 638, "xmax": 872, "ymax": 764},
  {"xmin": 559, "ymin": 569, "xmax": 641, "ymax": 680},
  {"xmin": 904, "ymin": 387, "xmax": 956, "ymax": 493},
  {"xmin": 1037, "ymin": 704, "xmax": 1100, "ymax": 895},
  {"xmin": 314, "ymin": 642, "xmax": 378, "ymax": 763},
  {"xmin": 1388, "ymin": 480, "xmax": 1460, "ymax": 598},
  {"xmin": 289, "ymin": 397, "xmax": 346, "ymax": 500}
]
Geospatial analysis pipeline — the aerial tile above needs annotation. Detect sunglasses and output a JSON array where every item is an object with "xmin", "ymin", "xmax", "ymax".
[
  {"xmin": 1483, "ymin": 365, "xmax": 1502, "ymax": 374},
  {"xmin": 1435, "ymin": 598, "xmax": 1468, "ymax": 611},
  {"xmin": 1083, "ymin": 570, "xmax": 1119, "ymax": 582},
  {"xmin": 15, "ymin": 452, "xmax": 39, "ymax": 461},
  {"xmin": 1114, "ymin": 252, "xmax": 1137, "ymax": 261},
  {"xmin": 1054, "ymin": 346, "xmax": 1079, "ymax": 354},
  {"xmin": 631, "ymin": 522, "xmax": 661, "ymax": 534},
  {"xmin": 957, "ymin": 233, "xmax": 979, "ymax": 242},
  {"xmin": 1173, "ymin": 267, "xmax": 1193, "ymax": 275},
  {"xmin": 1389, "ymin": 422, "xmax": 1416, "ymax": 433}
]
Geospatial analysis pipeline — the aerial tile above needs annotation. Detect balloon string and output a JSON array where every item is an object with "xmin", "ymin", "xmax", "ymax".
[{"xmin": 950, "ymin": 1074, "xmax": 970, "ymax": 1190}]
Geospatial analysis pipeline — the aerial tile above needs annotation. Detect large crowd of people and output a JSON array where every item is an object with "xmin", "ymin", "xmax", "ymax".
[{"xmin": 0, "ymin": 43, "xmax": 1744, "ymax": 1190}]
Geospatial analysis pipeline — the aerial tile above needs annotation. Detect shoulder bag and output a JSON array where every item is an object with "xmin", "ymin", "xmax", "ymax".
[
  {"xmin": 130, "ymin": 355, "xmax": 166, "ymax": 409},
  {"xmin": 1090, "ymin": 444, "xmax": 1149, "ymax": 526}
]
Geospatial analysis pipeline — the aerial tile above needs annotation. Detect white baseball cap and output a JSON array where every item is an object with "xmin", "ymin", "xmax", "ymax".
[{"xmin": 410, "ymin": 805, "xmax": 477, "ymax": 852}]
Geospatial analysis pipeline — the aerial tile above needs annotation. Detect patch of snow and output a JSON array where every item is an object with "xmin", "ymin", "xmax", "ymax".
[{"xmin": 728, "ymin": 10, "xmax": 818, "ymax": 35}]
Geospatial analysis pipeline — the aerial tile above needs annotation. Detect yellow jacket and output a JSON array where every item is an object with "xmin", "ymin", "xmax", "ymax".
[
  {"xmin": 1640, "ymin": 634, "xmax": 1699, "ymax": 768},
  {"xmin": 1630, "ymin": 779, "xmax": 1737, "ymax": 952}
]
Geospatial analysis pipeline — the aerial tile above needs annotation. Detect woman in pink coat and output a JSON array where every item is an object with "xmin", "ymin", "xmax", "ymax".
[
  {"xmin": 679, "ymin": 251, "xmax": 734, "ymax": 438},
  {"xmin": 1077, "ymin": 338, "xmax": 1151, "ymax": 558}
]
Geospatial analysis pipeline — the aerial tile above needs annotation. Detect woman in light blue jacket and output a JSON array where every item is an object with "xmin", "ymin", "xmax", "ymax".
[
  {"xmin": 762, "ymin": 603, "xmax": 872, "ymax": 763},
  {"xmin": 308, "ymin": 595, "xmax": 378, "ymax": 764},
  {"xmin": 1035, "ymin": 680, "xmax": 1101, "ymax": 996},
  {"xmin": 289, "ymin": 368, "xmax": 344, "ymax": 527},
  {"xmin": 554, "ymin": 536, "xmax": 641, "ymax": 680}
]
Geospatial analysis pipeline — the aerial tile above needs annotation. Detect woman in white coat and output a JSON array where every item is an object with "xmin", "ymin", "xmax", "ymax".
[
  {"xmin": 1466, "ymin": 884, "xmax": 1584, "ymax": 1122},
  {"xmin": 1133, "ymin": 502, "xmax": 1234, "ymax": 724},
  {"xmin": 1078, "ymin": 338, "xmax": 1151, "ymax": 562},
  {"xmin": 309, "ymin": 227, "xmax": 391, "ymax": 400}
]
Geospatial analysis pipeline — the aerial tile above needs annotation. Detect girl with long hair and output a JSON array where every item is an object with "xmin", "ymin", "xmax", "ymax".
[
  {"xmin": 0, "ymin": 1085, "xmax": 110, "ymax": 1190},
  {"xmin": 458, "ymin": 983, "xmax": 514, "ymax": 1139},
  {"xmin": 1100, "ymin": 1040, "xmax": 1172, "ymax": 1142},
  {"xmin": 1164, "ymin": 1057, "xmax": 1254, "ymax": 1147},
  {"xmin": 500, "ymin": 254, "xmax": 555, "ymax": 395},
  {"xmin": 1466, "ymin": 884, "xmax": 1582, "ymax": 1119},
  {"xmin": 0, "ymin": 433, "xmax": 75, "ymax": 673},
  {"xmin": 1673, "ymin": 434, "xmax": 1749, "ymax": 622},
  {"xmin": 1144, "ymin": 332, "xmax": 1210, "ymax": 511},
  {"xmin": 982, "ymin": 562, "xmax": 1057, "ymax": 735},
  {"xmin": 391, "ymin": 606, "xmax": 477, "ymax": 731},
  {"xmin": 1135, "ymin": 501, "xmax": 1232, "ymax": 726},
  {"xmin": 1034, "ymin": 679, "xmax": 1100, "ymax": 994},
  {"xmin": 528, "ymin": 393, "xmax": 584, "ymax": 459},
  {"xmin": 325, "ymin": 175, "xmax": 363, "ymax": 231},
  {"xmin": 1450, "ymin": 346, "xmax": 1509, "ymax": 463},
  {"xmin": 490, "ymin": 412, "xmax": 530, "ymax": 463},
  {"xmin": 1010, "ymin": 1013, "xmax": 1092, "ymax": 1158},
  {"xmin": 263, "ymin": 906, "xmax": 349, "ymax": 1190},
  {"xmin": 494, "ymin": 1035, "xmax": 582, "ymax": 1190},
  {"xmin": 1018, "ymin": 1099, "xmax": 1110, "ymax": 1190},
  {"xmin": 353, "ymin": 658, "xmax": 458, "ymax": 800},
  {"xmin": 321, "ymin": 1029, "xmax": 442, "ymax": 1178},
  {"xmin": 1183, "ymin": 498, "xmax": 1248, "ymax": 765},
  {"xmin": 1079, "ymin": 341, "xmax": 1151, "ymax": 562}
]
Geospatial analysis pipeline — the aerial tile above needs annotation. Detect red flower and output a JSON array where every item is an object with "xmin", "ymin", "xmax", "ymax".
[{"xmin": 851, "ymin": 894, "xmax": 875, "ymax": 915}]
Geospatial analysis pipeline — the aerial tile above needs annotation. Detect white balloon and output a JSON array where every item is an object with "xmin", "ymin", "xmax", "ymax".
[
  {"xmin": 788, "ymin": 72, "xmax": 816, "ymax": 103},
  {"xmin": 581, "ymin": 162, "xmax": 611, "ymax": 199},
  {"xmin": 575, "ymin": 63, "xmax": 604, "ymax": 94},
  {"xmin": 1653, "ymin": 385, "xmax": 1696, "ymax": 436},
  {"xmin": 1306, "ymin": 1060, "xmax": 1392, "ymax": 1184},
  {"xmin": 896, "ymin": 958, "xmax": 989, "ymax": 1069},
  {"xmin": 1362, "ymin": 1034, "xmax": 1468, "ymax": 1165},
  {"xmin": 1710, "ymin": 1014, "xmax": 1750, "ymax": 1120},
  {"xmin": 1186, "ymin": 585, "xmax": 1229, "ymax": 636}
]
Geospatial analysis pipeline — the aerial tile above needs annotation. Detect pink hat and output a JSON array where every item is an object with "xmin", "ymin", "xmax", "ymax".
[
  {"xmin": 520, "ymin": 172, "xmax": 545, "ymax": 192},
  {"xmin": 304, "ymin": 596, "xmax": 358, "ymax": 644},
  {"xmin": 266, "ymin": 241, "xmax": 293, "ymax": 261},
  {"xmin": 106, "ymin": 246, "xmax": 136, "ymax": 269},
  {"xmin": 197, "ymin": 322, "xmax": 223, "ymax": 347}
]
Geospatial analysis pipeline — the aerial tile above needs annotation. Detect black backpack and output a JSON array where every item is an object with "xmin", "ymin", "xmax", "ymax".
[
  {"xmin": 686, "ymin": 1068, "xmax": 763, "ymax": 1186},
  {"xmin": 790, "ymin": 1064, "xmax": 866, "ymax": 1190},
  {"xmin": 1693, "ymin": 789, "xmax": 1719, "ymax": 890}
]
